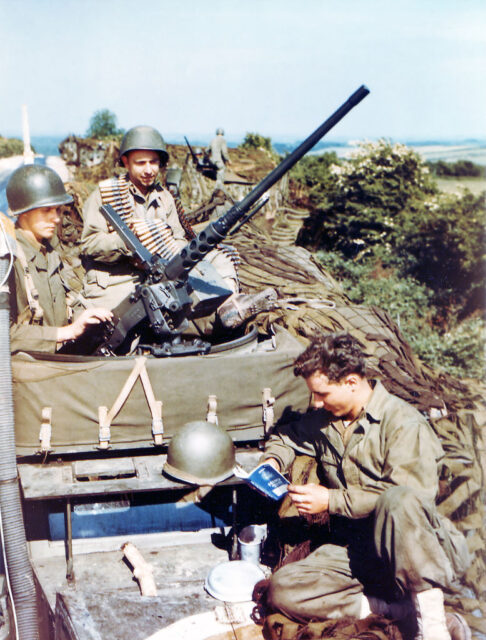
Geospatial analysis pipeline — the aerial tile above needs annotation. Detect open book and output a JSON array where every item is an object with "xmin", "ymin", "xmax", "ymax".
[{"xmin": 234, "ymin": 461, "xmax": 289, "ymax": 501}]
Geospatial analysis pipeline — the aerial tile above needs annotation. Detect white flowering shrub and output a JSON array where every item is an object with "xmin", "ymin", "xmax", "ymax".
[
  {"xmin": 302, "ymin": 139, "xmax": 436, "ymax": 257},
  {"xmin": 294, "ymin": 140, "xmax": 485, "ymax": 379}
]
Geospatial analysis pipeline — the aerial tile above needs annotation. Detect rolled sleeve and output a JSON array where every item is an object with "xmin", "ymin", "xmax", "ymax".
[
  {"xmin": 10, "ymin": 323, "xmax": 59, "ymax": 354},
  {"xmin": 263, "ymin": 412, "xmax": 321, "ymax": 474}
]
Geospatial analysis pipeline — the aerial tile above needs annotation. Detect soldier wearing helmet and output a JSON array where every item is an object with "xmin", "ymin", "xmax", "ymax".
[
  {"xmin": 80, "ymin": 125, "xmax": 276, "ymax": 333},
  {"xmin": 205, "ymin": 127, "xmax": 231, "ymax": 187},
  {"xmin": 80, "ymin": 125, "xmax": 239, "ymax": 313},
  {"xmin": 5, "ymin": 164, "xmax": 112, "ymax": 353}
]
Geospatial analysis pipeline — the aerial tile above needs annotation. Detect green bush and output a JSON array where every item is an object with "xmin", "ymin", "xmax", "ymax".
[
  {"xmin": 298, "ymin": 140, "xmax": 485, "ymax": 381},
  {"xmin": 300, "ymin": 139, "xmax": 436, "ymax": 256},
  {"xmin": 298, "ymin": 139, "xmax": 485, "ymax": 316},
  {"xmin": 86, "ymin": 109, "xmax": 124, "ymax": 140},
  {"xmin": 317, "ymin": 251, "xmax": 485, "ymax": 380},
  {"xmin": 240, "ymin": 132, "xmax": 274, "ymax": 153},
  {"xmin": 290, "ymin": 152, "xmax": 338, "ymax": 187},
  {"xmin": 427, "ymin": 159, "xmax": 485, "ymax": 178},
  {"xmin": 318, "ymin": 250, "xmax": 435, "ymax": 332},
  {"xmin": 0, "ymin": 136, "xmax": 25, "ymax": 158},
  {"xmin": 399, "ymin": 190, "xmax": 486, "ymax": 315}
]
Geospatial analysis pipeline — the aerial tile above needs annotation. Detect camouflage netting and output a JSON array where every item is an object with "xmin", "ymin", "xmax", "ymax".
[{"xmin": 57, "ymin": 141, "xmax": 486, "ymax": 636}]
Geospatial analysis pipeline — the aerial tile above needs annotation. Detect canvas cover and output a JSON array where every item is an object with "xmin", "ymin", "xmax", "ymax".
[{"xmin": 12, "ymin": 326, "xmax": 310, "ymax": 455}]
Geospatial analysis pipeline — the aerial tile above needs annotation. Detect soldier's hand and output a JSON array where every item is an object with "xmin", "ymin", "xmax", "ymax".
[
  {"xmin": 288, "ymin": 483, "xmax": 329, "ymax": 516},
  {"xmin": 130, "ymin": 255, "xmax": 146, "ymax": 270},
  {"xmin": 57, "ymin": 308, "xmax": 113, "ymax": 343}
]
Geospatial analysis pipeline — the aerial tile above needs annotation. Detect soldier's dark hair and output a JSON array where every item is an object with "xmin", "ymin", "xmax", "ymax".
[{"xmin": 293, "ymin": 332, "xmax": 366, "ymax": 381}]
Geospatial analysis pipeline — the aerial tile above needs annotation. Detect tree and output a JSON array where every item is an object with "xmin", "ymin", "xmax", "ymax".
[
  {"xmin": 0, "ymin": 135, "xmax": 25, "ymax": 158},
  {"xmin": 400, "ymin": 190, "xmax": 486, "ymax": 316},
  {"xmin": 240, "ymin": 132, "xmax": 273, "ymax": 153},
  {"xmin": 86, "ymin": 109, "xmax": 124, "ymax": 139}
]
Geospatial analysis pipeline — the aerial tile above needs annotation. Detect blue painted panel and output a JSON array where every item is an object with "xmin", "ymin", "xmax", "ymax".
[{"xmin": 48, "ymin": 497, "xmax": 233, "ymax": 540}]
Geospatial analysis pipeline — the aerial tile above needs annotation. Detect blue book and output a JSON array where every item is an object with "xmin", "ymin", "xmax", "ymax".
[{"xmin": 234, "ymin": 462, "xmax": 289, "ymax": 501}]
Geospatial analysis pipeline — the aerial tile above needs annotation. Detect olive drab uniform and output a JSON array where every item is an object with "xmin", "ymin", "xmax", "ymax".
[
  {"xmin": 206, "ymin": 133, "xmax": 230, "ymax": 186},
  {"xmin": 80, "ymin": 175, "xmax": 238, "ymax": 312},
  {"xmin": 9, "ymin": 228, "xmax": 68, "ymax": 353},
  {"xmin": 263, "ymin": 380, "xmax": 470, "ymax": 621}
]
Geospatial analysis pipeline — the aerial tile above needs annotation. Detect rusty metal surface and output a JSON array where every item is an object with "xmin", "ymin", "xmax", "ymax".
[{"xmin": 35, "ymin": 540, "xmax": 241, "ymax": 639}]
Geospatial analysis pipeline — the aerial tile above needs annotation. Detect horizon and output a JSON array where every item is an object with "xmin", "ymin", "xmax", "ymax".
[
  {"xmin": 16, "ymin": 132, "xmax": 486, "ymax": 146},
  {"xmin": 18, "ymin": 133, "xmax": 486, "ymax": 167}
]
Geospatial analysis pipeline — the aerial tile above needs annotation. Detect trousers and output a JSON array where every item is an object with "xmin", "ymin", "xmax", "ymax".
[{"xmin": 267, "ymin": 486, "xmax": 470, "ymax": 622}]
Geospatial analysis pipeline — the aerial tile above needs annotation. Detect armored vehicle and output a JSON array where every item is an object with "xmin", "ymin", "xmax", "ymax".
[{"xmin": 0, "ymin": 85, "xmax": 484, "ymax": 640}]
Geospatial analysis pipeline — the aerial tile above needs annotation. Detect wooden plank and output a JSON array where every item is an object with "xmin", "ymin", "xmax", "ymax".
[{"xmin": 18, "ymin": 450, "xmax": 261, "ymax": 500}]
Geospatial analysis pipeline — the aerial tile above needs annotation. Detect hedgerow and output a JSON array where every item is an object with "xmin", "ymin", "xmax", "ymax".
[{"xmin": 296, "ymin": 140, "xmax": 485, "ymax": 379}]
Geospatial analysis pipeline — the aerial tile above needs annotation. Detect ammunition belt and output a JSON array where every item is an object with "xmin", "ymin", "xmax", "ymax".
[
  {"xmin": 99, "ymin": 176, "xmax": 179, "ymax": 259},
  {"xmin": 99, "ymin": 176, "xmax": 240, "ymax": 272},
  {"xmin": 99, "ymin": 176, "xmax": 133, "ymax": 226},
  {"xmin": 174, "ymin": 196, "xmax": 196, "ymax": 239},
  {"xmin": 129, "ymin": 219, "xmax": 180, "ymax": 260}
]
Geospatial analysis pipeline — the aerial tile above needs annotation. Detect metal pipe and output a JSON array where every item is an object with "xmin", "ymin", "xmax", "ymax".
[{"xmin": 0, "ymin": 240, "xmax": 39, "ymax": 638}]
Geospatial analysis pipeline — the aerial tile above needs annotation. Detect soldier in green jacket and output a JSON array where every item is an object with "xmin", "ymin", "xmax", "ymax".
[
  {"xmin": 263, "ymin": 332, "xmax": 470, "ymax": 640},
  {"xmin": 6, "ymin": 164, "xmax": 112, "ymax": 353}
]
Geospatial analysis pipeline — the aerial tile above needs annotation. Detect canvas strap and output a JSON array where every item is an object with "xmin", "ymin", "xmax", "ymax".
[
  {"xmin": 15, "ymin": 242, "xmax": 44, "ymax": 325},
  {"xmin": 38, "ymin": 406, "xmax": 52, "ymax": 452},
  {"xmin": 99, "ymin": 176, "xmax": 181, "ymax": 260},
  {"xmin": 206, "ymin": 395, "xmax": 218, "ymax": 425},
  {"xmin": 262, "ymin": 388, "xmax": 275, "ymax": 434},
  {"xmin": 98, "ymin": 356, "xmax": 163, "ymax": 448}
]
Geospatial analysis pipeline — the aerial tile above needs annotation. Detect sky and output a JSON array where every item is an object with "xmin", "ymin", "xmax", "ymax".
[{"xmin": 0, "ymin": 0, "xmax": 485, "ymax": 143}]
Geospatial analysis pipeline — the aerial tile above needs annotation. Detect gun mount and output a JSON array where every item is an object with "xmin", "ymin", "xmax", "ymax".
[
  {"xmin": 90, "ymin": 85, "xmax": 370, "ymax": 357},
  {"xmin": 184, "ymin": 136, "xmax": 217, "ymax": 175}
]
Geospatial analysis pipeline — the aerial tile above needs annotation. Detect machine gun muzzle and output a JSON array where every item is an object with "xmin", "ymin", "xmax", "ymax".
[{"xmin": 165, "ymin": 84, "xmax": 369, "ymax": 281}]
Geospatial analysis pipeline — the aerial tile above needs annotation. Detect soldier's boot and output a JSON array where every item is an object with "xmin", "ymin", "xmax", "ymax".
[
  {"xmin": 360, "ymin": 594, "xmax": 413, "ymax": 620},
  {"xmin": 361, "ymin": 591, "xmax": 470, "ymax": 640},
  {"xmin": 218, "ymin": 287, "xmax": 278, "ymax": 329}
]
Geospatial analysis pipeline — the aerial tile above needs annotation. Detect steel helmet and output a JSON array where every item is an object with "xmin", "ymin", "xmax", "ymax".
[
  {"xmin": 216, "ymin": 128, "xmax": 224, "ymax": 135},
  {"xmin": 6, "ymin": 164, "xmax": 73, "ymax": 217},
  {"xmin": 119, "ymin": 125, "xmax": 169, "ymax": 165},
  {"xmin": 165, "ymin": 166, "xmax": 182, "ymax": 188},
  {"xmin": 164, "ymin": 421, "xmax": 235, "ymax": 485}
]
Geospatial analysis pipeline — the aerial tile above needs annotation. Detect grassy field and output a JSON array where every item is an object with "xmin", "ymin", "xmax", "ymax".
[{"xmin": 435, "ymin": 176, "xmax": 486, "ymax": 196}]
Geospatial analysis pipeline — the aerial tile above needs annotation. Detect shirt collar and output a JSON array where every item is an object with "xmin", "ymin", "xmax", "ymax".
[
  {"xmin": 15, "ymin": 227, "xmax": 51, "ymax": 257},
  {"xmin": 361, "ymin": 379, "xmax": 390, "ymax": 424},
  {"xmin": 127, "ymin": 174, "xmax": 163, "ymax": 201}
]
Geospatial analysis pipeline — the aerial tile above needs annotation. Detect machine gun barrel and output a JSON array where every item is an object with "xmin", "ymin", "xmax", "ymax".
[
  {"xmin": 165, "ymin": 84, "xmax": 369, "ymax": 281},
  {"xmin": 184, "ymin": 136, "xmax": 201, "ymax": 168}
]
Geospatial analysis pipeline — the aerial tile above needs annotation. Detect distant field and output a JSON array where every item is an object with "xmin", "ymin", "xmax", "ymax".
[
  {"xmin": 412, "ymin": 144, "xmax": 486, "ymax": 166},
  {"xmin": 435, "ymin": 176, "xmax": 486, "ymax": 196}
]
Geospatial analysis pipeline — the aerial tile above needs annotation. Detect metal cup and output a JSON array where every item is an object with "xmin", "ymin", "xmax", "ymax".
[{"xmin": 237, "ymin": 524, "xmax": 266, "ymax": 565}]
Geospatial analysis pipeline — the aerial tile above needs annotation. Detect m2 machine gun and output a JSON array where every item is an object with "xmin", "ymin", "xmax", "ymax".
[{"xmin": 93, "ymin": 86, "xmax": 370, "ymax": 357}]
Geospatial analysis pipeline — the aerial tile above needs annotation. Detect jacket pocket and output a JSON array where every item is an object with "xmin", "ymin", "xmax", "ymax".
[{"xmin": 95, "ymin": 270, "xmax": 110, "ymax": 289}]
